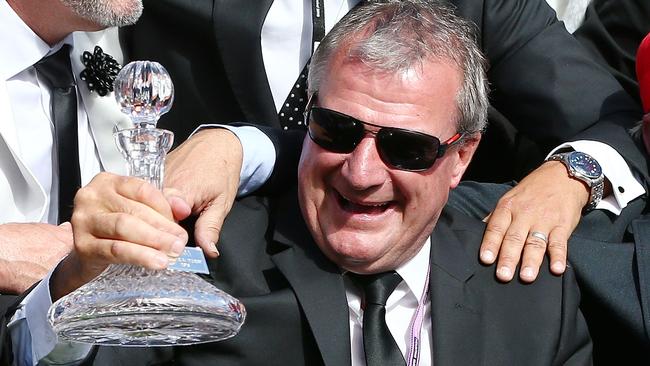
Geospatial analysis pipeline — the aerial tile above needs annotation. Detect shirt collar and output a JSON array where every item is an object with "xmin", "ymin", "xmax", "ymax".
[
  {"xmin": 345, "ymin": 237, "xmax": 431, "ymax": 315},
  {"xmin": 0, "ymin": 0, "xmax": 74, "ymax": 80},
  {"xmin": 394, "ymin": 237, "xmax": 430, "ymax": 303}
]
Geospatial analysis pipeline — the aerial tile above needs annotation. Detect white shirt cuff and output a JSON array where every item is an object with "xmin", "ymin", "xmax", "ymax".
[
  {"xmin": 191, "ymin": 125, "xmax": 276, "ymax": 196},
  {"xmin": 548, "ymin": 140, "xmax": 646, "ymax": 215},
  {"xmin": 8, "ymin": 265, "xmax": 92, "ymax": 365},
  {"xmin": 8, "ymin": 270, "xmax": 55, "ymax": 365}
]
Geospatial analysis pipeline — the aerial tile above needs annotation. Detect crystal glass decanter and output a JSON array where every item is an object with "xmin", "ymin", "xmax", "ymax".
[{"xmin": 47, "ymin": 61, "xmax": 245, "ymax": 346}]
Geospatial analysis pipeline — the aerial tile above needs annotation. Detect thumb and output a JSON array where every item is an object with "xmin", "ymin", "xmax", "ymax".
[{"xmin": 193, "ymin": 202, "xmax": 229, "ymax": 258}]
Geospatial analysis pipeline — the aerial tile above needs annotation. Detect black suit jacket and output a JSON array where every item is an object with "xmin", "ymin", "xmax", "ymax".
[
  {"xmin": 120, "ymin": 0, "xmax": 645, "ymax": 182},
  {"xmin": 448, "ymin": 181, "xmax": 650, "ymax": 365},
  {"xmin": 573, "ymin": 0, "xmax": 650, "ymax": 106},
  {"xmin": 77, "ymin": 191, "xmax": 591, "ymax": 365}
]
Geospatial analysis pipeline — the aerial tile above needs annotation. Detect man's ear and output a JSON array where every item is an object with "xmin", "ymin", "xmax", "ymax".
[{"xmin": 449, "ymin": 133, "xmax": 480, "ymax": 188}]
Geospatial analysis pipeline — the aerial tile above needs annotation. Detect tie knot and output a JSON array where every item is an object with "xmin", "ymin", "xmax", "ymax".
[
  {"xmin": 34, "ymin": 44, "xmax": 75, "ymax": 89},
  {"xmin": 352, "ymin": 271, "xmax": 403, "ymax": 306}
]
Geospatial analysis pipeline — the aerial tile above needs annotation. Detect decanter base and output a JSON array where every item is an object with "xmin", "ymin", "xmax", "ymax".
[
  {"xmin": 52, "ymin": 310, "xmax": 242, "ymax": 346},
  {"xmin": 48, "ymin": 264, "xmax": 246, "ymax": 346}
]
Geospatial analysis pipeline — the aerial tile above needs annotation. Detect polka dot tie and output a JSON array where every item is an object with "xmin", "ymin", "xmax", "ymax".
[{"xmin": 278, "ymin": 61, "xmax": 310, "ymax": 130}]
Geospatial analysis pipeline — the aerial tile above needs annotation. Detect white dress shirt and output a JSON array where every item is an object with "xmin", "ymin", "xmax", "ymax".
[
  {"xmin": 545, "ymin": 0, "xmax": 593, "ymax": 33},
  {"xmin": 262, "ymin": 0, "xmax": 357, "ymax": 113},
  {"xmin": 346, "ymin": 240, "xmax": 432, "ymax": 366},
  {"xmin": 0, "ymin": 0, "xmax": 102, "ymax": 225}
]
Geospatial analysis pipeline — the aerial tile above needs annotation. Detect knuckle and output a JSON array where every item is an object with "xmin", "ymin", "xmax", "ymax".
[
  {"xmin": 94, "ymin": 171, "xmax": 112, "ymax": 183},
  {"xmin": 497, "ymin": 195, "xmax": 515, "ymax": 210},
  {"xmin": 70, "ymin": 209, "xmax": 89, "ymax": 227},
  {"xmin": 503, "ymin": 231, "xmax": 526, "ymax": 244},
  {"xmin": 517, "ymin": 202, "xmax": 535, "ymax": 215},
  {"xmin": 206, "ymin": 222, "xmax": 222, "ymax": 236},
  {"xmin": 134, "ymin": 180, "xmax": 155, "ymax": 202},
  {"xmin": 548, "ymin": 239, "xmax": 567, "ymax": 251},
  {"xmin": 210, "ymin": 227, "xmax": 222, "ymax": 238},
  {"xmin": 497, "ymin": 253, "xmax": 519, "ymax": 265},
  {"xmin": 108, "ymin": 240, "xmax": 122, "ymax": 259},
  {"xmin": 498, "ymin": 194, "xmax": 537, "ymax": 215},
  {"xmin": 160, "ymin": 229, "xmax": 185, "ymax": 251},
  {"xmin": 524, "ymin": 239, "xmax": 547, "ymax": 250},
  {"xmin": 485, "ymin": 223, "xmax": 507, "ymax": 236},
  {"xmin": 112, "ymin": 213, "xmax": 131, "ymax": 238},
  {"xmin": 73, "ymin": 185, "xmax": 96, "ymax": 206}
]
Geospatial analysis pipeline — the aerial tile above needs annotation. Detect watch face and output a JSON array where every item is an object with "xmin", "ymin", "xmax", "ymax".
[{"xmin": 568, "ymin": 152, "xmax": 602, "ymax": 179}]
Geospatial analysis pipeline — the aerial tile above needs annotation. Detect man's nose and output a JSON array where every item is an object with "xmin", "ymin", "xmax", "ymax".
[{"xmin": 340, "ymin": 137, "xmax": 390, "ymax": 190}]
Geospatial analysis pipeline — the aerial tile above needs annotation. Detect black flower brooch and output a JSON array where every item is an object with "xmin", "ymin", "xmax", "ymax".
[{"xmin": 79, "ymin": 46, "xmax": 121, "ymax": 96}]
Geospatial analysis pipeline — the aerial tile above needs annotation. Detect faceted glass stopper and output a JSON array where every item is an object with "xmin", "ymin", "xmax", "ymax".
[{"xmin": 114, "ymin": 61, "xmax": 174, "ymax": 128}]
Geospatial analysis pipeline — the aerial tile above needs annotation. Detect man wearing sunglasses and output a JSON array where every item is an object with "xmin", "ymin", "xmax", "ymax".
[
  {"xmin": 6, "ymin": 2, "xmax": 591, "ymax": 365},
  {"xmin": 121, "ymin": 0, "xmax": 650, "ymax": 289}
]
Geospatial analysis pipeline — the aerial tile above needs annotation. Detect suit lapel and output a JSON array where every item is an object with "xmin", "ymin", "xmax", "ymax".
[
  {"xmin": 71, "ymin": 29, "xmax": 131, "ymax": 175},
  {"xmin": 429, "ymin": 208, "xmax": 485, "ymax": 365},
  {"xmin": 212, "ymin": 0, "xmax": 279, "ymax": 126},
  {"xmin": 270, "ymin": 193, "xmax": 352, "ymax": 366},
  {"xmin": 0, "ymin": 79, "xmax": 47, "ymax": 221}
]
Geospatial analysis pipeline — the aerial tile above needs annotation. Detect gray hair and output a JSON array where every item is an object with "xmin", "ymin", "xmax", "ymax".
[{"xmin": 307, "ymin": 0, "xmax": 489, "ymax": 137}]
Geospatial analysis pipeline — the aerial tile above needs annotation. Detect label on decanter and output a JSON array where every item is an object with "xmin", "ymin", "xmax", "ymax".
[{"xmin": 168, "ymin": 247, "xmax": 210, "ymax": 274}]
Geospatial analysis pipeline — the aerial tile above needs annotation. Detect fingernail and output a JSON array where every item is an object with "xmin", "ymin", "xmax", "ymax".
[
  {"xmin": 497, "ymin": 266, "xmax": 512, "ymax": 279},
  {"xmin": 209, "ymin": 242, "xmax": 220, "ymax": 256},
  {"xmin": 171, "ymin": 239, "xmax": 186, "ymax": 257},
  {"xmin": 551, "ymin": 261, "xmax": 565, "ymax": 273},
  {"xmin": 480, "ymin": 250, "xmax": 495, "ymax": 263},
  {"xmin": 521, "ymin": 267, "xmax": 535, "ymax": 280},
  {"xmin": 155, "ymin": 254, "xmax": 169, "ymax": 268}
]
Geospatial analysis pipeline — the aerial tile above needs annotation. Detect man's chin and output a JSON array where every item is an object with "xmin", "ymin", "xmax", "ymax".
[{"xmin": 329, "ymin": 249, "xmax": 397, "ymax": 274}]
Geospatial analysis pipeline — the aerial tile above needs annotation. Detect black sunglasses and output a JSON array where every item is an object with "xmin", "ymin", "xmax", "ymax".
[{"xmin": 304, "ymin": 96, "xmax": 463, "ymax": 171}]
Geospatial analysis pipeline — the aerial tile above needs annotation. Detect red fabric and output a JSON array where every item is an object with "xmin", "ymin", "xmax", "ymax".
[{"xmin": 637, "ymin": 33, "xmax": 650, "ymax": 113}]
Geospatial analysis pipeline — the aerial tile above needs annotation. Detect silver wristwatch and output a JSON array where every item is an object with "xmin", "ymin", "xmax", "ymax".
[{"xmin": 546, "ymin": 151, "xmax": 604, "ymax": 211}]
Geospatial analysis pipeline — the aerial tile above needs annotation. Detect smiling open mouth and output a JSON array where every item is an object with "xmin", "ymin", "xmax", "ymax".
[{"xmin": 336, "ymin": 191, "xmax": 394, "ymax": 215}]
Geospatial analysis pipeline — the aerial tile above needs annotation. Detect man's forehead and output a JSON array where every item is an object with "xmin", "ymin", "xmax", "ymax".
[{"xmin": 318, "ymin": 58, "xmax": 462, "ymax": 134}]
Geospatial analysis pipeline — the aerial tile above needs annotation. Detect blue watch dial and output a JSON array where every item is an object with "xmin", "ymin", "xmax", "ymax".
[{"xmin": 568, "ymin": 152, "xmax": 602, "ymax": 179}]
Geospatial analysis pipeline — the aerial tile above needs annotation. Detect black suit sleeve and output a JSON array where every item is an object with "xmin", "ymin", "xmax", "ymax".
[
  {"xmin": 479, "ymin": 0, "xmax": 648, "ymax": 180},
  {"xmin": 0, "ymin": 284, "xmax": 41, "ymax": 365},
  {"xmin": 254, "ymin": 127, "xmax": 305, "ymax": 196},
  {"xmin": 573, "ymin": 0, "xmax": 650, "ymax": 106},
  {"xmin": 0, "ymin": 295, "xmax": 18, "ymax": 366}
]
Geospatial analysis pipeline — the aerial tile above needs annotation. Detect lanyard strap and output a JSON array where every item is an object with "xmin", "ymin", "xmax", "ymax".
[
  {"xmin": 406, "ymin": 264, "xmax": 430, "ymax": 366},
  {"xmin": 311, "ymin": 0, "xmax": 326, "ymax": 53}
]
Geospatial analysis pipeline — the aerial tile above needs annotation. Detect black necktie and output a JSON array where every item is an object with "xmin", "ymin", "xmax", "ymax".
[
  {"xmin": 34, "ymin": 45, "xmax": 81, "ymax": 223},
  {"xmin": 278, "ymin": 61, "xmax": 310, "ymax": 130},
  {"xmin": 352, "ymin": 271, "xmax": 406, "ymax": 366}
]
